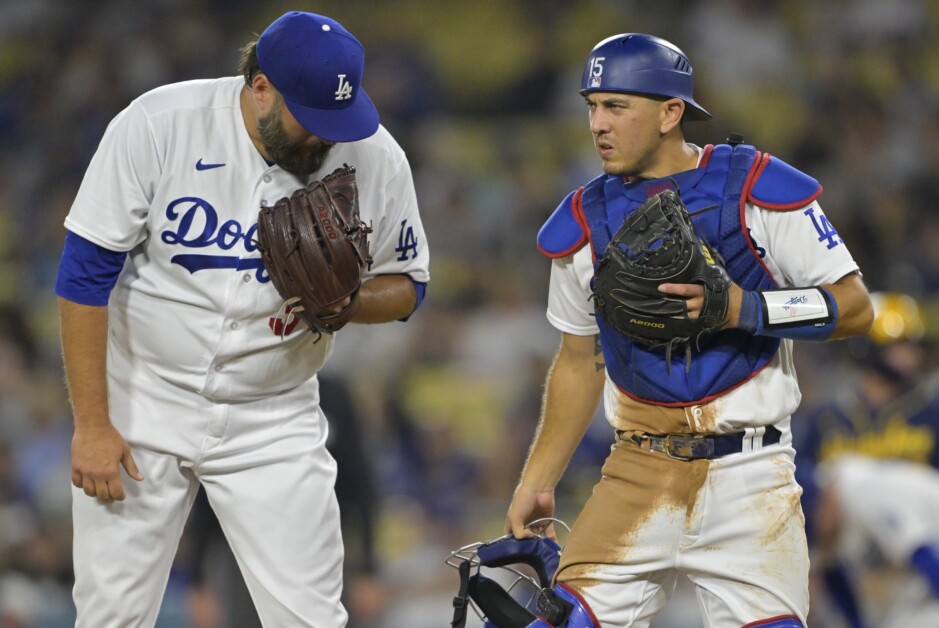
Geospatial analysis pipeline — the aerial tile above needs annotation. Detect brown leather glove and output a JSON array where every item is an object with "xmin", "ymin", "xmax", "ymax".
[{"xmin": 257, "ymin": 164, "xmax": 372, "ymax": 339}]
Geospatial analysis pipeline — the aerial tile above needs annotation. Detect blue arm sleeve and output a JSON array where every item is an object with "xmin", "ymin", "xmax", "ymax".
[
  {"xmin": 54, "ymin": 231, "xmax": 127, "ymax": 306},
  {"xmin": 398, "ymin": 278, "xmax": 427, "ymax": 321}
]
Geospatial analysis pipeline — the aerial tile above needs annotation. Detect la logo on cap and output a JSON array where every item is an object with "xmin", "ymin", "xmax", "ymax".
[{"xmin": 336, "ymin": 75, "xmax": 353, "ymax": 101}]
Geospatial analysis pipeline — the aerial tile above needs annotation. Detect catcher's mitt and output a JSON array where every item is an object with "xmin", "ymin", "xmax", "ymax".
[
  {"xmin": 257, "ymin": 164, "xmax": 372, "ymax": 339},
  {"xmin": 591, "ymin": 189, "xmax": 731, "ymax": 369}
]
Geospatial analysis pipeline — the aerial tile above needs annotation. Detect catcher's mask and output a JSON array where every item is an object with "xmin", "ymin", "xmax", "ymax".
[
  {"xmin": 580, "ymin": 33, "xmax": 711, "ymax": 121},
  {"xmin": 447, "ymin": 521, "xmax": 598, "ymax": 628}
]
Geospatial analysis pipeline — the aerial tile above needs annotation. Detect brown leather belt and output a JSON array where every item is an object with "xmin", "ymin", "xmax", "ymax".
[{"xmin": 614, "ymin": 425, "xmax": 782, "ymax": 461}]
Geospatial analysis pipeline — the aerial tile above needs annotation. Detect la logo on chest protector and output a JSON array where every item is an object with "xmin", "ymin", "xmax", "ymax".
[{"xmin": 335, "ymin": 75, "xmax": 353, "ymax": 100}]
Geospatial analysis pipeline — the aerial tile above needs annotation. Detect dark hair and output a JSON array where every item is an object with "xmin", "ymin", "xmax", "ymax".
[{"xmin": 239, "ymin": 37, "xmax": 261, "ymax": 86}]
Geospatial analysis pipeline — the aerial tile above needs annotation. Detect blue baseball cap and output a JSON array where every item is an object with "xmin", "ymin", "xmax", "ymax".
[{"xmin": 257, "ymin": 11, "xmax": 379, "ymax": 142}]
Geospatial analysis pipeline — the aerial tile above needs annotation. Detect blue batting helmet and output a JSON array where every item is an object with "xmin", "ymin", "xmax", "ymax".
[{"xmin": 580, "ymin": 33, "xmax": 711, "ymax": 121}]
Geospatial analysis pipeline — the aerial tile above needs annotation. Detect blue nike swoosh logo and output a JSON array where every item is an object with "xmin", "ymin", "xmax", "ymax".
[{"xmin": 195, "ymin": 158, "xmax": 225, "ymax": 171}]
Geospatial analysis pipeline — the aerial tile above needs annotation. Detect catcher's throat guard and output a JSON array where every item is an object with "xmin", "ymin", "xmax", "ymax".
[
  {"xmin": 591, "ymin": 189, "xmax": 731, "ymax": 371},
  {"xmin": 447, "ymin": 520, "xmax": 597, "ymax": 628}
]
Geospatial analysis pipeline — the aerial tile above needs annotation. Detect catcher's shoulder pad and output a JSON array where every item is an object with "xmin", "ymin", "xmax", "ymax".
[
  {"xmin": 537, "ymin": 188, "xmax": 589, "ymax": 258},
  {"xmin": 747, "ymin": 153, "xmax": 822, "ymax": 210}
]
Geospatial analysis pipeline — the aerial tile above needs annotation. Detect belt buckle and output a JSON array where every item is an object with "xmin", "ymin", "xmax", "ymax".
[{"xmin": 663, "ymin": 434, "xmax": 713, "ymax": 461}]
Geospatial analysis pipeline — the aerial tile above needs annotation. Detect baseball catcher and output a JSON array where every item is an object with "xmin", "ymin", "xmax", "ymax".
[
  {"xmin": 506, "ymin": 30, "xmax": 873, "ymax": 628},
  {"xmin": 256, "ymin": 164, "xmax": 373, "ymax": 339},
  {"xmin": 591, "ymin": 189, "xmax": 731, "ymax": 370}
]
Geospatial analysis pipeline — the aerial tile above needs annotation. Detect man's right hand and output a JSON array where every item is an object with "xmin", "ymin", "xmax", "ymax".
[
  {"xmin": 71, "ymin": 423, "xmax": 143, "ymax": 503},
  {"xmin": 504, "ymin": 484, "xmax": 557, "ymax": 541}
]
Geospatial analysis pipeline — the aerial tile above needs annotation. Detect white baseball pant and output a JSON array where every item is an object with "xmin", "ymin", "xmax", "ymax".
[{"xmin": 72, "ymin": 344, "xmax": 347, "ymax": 627}]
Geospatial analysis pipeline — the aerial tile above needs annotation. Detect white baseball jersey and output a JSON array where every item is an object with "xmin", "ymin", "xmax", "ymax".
[
  {"xmin": 546, "ymin": 145, "xmax": 859, "ymax": 436},
  {"xmin": 64, "ymin": 76, "xmax": 429, "ymax": 402},
  {"xmin": 64, "ymin": 76, "xmax": 429, "ymax": 627}
]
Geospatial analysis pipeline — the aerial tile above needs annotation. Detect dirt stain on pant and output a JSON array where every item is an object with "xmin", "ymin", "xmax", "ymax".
[{"xmin": 556, "ymin": 442, "xmax": 709, "ymax": 587}]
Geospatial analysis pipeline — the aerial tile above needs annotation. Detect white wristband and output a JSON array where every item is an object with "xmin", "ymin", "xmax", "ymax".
[{"xmin": 760, "ymin": 287, "xmax": 833, "ymax": 328}]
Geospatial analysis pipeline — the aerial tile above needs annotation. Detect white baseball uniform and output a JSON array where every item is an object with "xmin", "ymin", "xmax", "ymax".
[
  {"xmin": 546, "ymin": 145, "xmax": 859, "ymax": 626},
  {"xmin": 63, "ymin": 76, "xmax": 429, "ymax": 626}
]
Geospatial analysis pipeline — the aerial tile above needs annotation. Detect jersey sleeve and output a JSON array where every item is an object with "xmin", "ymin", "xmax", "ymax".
[
  {"xmin": 546, "ymin": 246, "xmax": 598, "ymax": 335},
  {"xmin": 55, "ymin": 231, "xmax": 128, "ymax": 305},
  {"xmin": 358, "ymin": 137, "xmax": 429, "ymax": 285},
  {"xmin": 745, "ymin": 200, "xmax": 860, "ymax": 288},
  {"xmin": 64, "ymin": 100, "xmax": 161, "ymax": 251}
]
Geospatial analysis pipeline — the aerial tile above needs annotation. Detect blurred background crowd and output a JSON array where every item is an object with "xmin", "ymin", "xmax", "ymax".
[{"xmin": 2, "ymin": 0, "xmax": 939, "ymax": 626}]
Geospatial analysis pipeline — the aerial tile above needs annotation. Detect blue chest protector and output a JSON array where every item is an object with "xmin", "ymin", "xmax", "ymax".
[{"xmin": 538, "ymin": 144, "xmax": 821, "ymax": 405}]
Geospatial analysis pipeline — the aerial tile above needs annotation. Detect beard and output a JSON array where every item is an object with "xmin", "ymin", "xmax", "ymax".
[
  {"xmin": 601, "ymin": 144, "xmax": 658, "ymax": 180},
  {"xmin": 596, "ymin": 128, "xmax": 665, "ymax": 180},
  {"xmin": 258, "ymin": 105, "xmax": 334, "ymax": 177}
]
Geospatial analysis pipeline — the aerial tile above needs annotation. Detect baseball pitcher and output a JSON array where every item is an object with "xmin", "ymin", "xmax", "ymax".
[{"xmin": 55, "ymin": 12, "xmax": 429, "ymax": 627}]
